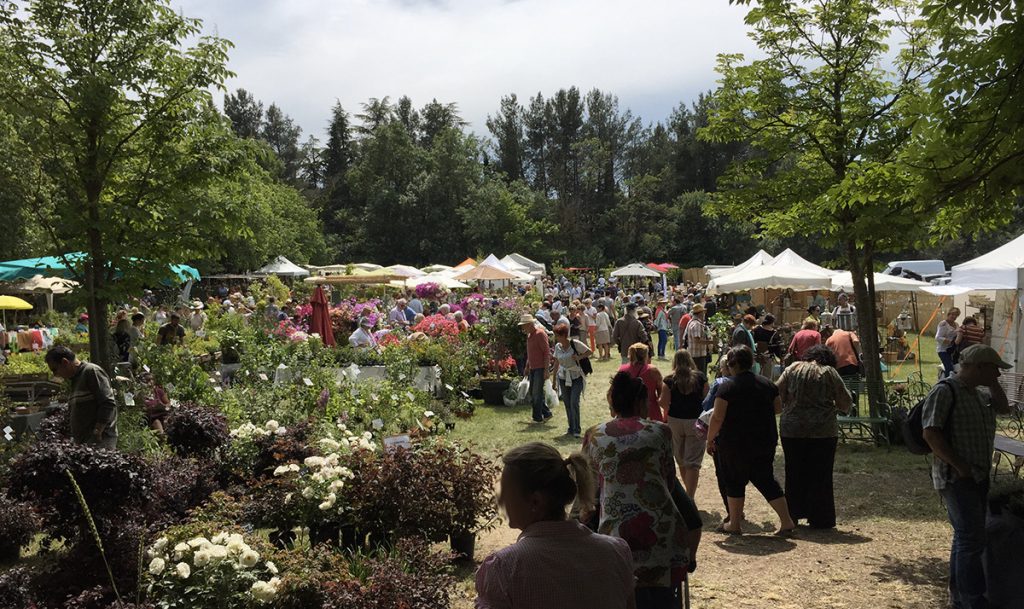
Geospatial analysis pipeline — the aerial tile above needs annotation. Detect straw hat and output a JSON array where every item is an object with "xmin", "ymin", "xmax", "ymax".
[{"xmin": 518, "ymin": 314, "xmax": 537, "ymax": 326}]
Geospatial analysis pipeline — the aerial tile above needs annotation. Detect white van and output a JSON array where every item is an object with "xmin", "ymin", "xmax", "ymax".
[{"xmin": 882, "ymin": 259, "xmax": 948, "ymax": 283}]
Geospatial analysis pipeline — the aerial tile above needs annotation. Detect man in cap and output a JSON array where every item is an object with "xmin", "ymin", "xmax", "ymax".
[
  {"xmin": 684, "ymin": 303, "xmax": 712, "ymax": 374},
  {"xmin": 921, "ymin": 344, "xmax": 1012, "ymax": 609},
  {"xmin": 520, "ymin": 314, "xmax": 553, "ymax": 422},
  {"xmin": 612, "ymin": 302, "xmax": 649, "ymax": 365}
]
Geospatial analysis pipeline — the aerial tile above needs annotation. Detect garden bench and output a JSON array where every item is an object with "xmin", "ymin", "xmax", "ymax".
[
  {"xmin": 836, "ymin": 378, "xmax": 892, "ymax": 446},
  {"xmin": 993, "ymin": 434, "xmax": 1024, "ymax": 477}
]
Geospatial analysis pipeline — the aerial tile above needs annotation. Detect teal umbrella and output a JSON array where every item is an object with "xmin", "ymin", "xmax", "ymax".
[{"xmin": 0, "ymin": 253, "xmax": 199, "ymax": 283}]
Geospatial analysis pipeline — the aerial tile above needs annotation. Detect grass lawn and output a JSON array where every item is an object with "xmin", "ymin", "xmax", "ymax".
[{"xmin": 451, "ymin": 337, "xmax": 953, "ymax": 609}]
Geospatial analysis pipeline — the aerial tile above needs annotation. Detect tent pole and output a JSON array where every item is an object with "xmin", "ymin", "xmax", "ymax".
[{"xmin": 912, "ymin": 292, "xmax": 922, "ymax": 379}]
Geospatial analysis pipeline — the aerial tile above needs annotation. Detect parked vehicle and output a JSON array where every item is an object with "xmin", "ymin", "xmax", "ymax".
[{"xmin": 882, "ymin": 259, "xmax": 950, "ymax": 284}]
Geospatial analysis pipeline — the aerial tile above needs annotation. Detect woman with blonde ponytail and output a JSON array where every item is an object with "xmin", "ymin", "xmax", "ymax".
[{"xmin": 475, "ymin": 442, "xmax": 636, "ymax": 609}]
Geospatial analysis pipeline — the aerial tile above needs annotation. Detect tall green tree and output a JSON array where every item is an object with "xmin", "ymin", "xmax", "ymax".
[
  {"xmin": 486, "ymin": 94, "xmax": 525, "ymax": 182},
  {"xmin": 701, "ymin": 0, "xmax": 936, "ymax": 414},
  {"xmin": 261, "ymin": 103, "xmax": 302, "ymax": 182},
  {"xmin": 911, "ymin": 0, "xmax": 1024, "ymax": 229},
  {"xmin": 0, "ymin": 0, "xmax": 243, "ymax": 370},
  {"xmin": 223, "ymin": 88, "xmax": 264, "ymax": 139}
]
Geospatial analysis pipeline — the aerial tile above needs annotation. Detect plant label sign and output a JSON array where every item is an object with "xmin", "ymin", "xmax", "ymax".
[
  {"xmin": 258, "ymin": 373, "xmax": 269, "ymax": 382},
  {"xmin": 303, "ymin": 378, "xmax": 314, "ymax": 387},
  {"xmin": 383, "ymin": 434, "xmax": 411, "ymax": 452},
  {"xmin": 123, "ymin": 392, "xmax": 135, "ymax": 406},
  {"xmin": 142, "ymin": 365, "xmax": 150, "ymax": 373},
  {"xmin": 213, "ymin": 386, "xmax": 223, "ymax": 393}
]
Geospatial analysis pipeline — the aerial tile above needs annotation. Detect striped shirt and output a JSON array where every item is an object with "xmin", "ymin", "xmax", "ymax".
[
  {"xmin": 475, "ymin": 520, "xmax": 635, "ymax": 609},
  {"xmin": 920, "ymin": 378, "xmax": 996, "ymax": 489},
  {"xmin": 684, "ymin": 317, "xmax": 709, "ymax": 357}
]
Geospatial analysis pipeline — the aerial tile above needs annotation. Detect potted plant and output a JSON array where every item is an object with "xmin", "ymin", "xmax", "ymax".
[
  {"xmin": 442, "ymin": 441, "xmax": 499, "ymax": 561},
  {"xmin": 478, "ymin": 356, "xmax": 518, "ymax": 406},
  {"xmin": 0, "ymin": 494, "xmax": 39, "ymax": 562}
]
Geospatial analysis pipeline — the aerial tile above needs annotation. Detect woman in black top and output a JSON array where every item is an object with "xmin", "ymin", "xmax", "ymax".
[
  {"xmin": 752, "ymin": 314, "xmax": 783, "ymax": 379},
  {"xmin": 705, "ymin": 346, "xmax": 795, "ymax": 536},
  {"xmin": 658, "ymin": 350, "xmax": 710, "ymax": 497}
]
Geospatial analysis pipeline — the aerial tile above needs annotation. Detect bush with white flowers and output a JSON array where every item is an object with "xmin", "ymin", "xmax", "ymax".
[
  {"xmin": 270, "ymin": 423, "xmax": 376, "ymax": 526},
  {"xmin": 146, "ymin": 530, "xmax": 282, "ymax": 608}
]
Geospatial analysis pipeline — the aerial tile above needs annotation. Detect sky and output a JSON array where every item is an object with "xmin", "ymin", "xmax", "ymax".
[{"xmin": 174, "ymin": 0, "xmax": 760, "ymax": 142}]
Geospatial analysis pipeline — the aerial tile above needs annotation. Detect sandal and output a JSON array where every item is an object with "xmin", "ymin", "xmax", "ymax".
[
  {"xmin": 774, "ymin": 528, "xmax": 796, "ymax": 538},
  {"xmin": 716, "ymin": 524, "xmax": 743, "ymax": 536}
]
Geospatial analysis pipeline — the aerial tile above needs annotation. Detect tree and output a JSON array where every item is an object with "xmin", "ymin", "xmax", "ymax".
[
  {"xmin": 223, "ymin": 88, "xmax": 264, "ymax": 139},
  {"xmin": 0, "ymin": 0, "xmax": 243, "ymax": 370},
  {"xmin": 701, "ymin": 0, "xmax": 937, "ymax": 415},
  {"xmin": 486, "ymin": 94, "xmax": 525, "ymax": 182},
  {"xmin": 261, "ymin": 103, "xmax": 302, "ymax": 182},
  {"xmin": 910, "ymin": 0, "xmax": 1024, "ymax": 231}
]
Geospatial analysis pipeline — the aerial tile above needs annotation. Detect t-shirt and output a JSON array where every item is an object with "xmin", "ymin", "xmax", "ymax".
[
  {"xmin": 731, "ymin": 326, "xmax": 754, "ymax": 349},
  {"xmin": 777, "ymin": 361, "xmax": 850, "ymax": 438},
  {"xmin": 825, "ymin": 330, "xmax": 860, "ymax": 369},
  {"xmin": 157, "ymin": 323, "xmax": 185, "ymax": 346},
  {"xmin": 68, "ymin": 362, "xmax": 118, "ymax": 445},
  {"xmin": 668, "ymin": 304, "xmax": 685, "ymax": 330},
  {"xmin": 788, "ymin": 329, "xmax": 821, "ymax": 360},
  {"xmin": 715, "ymin": 371, "xmax": 780, "ymax": 455},
  {"xmin": 664, "ymin": 372, "xmax": 708, "ymax": 419},
  {"xmin": 752, "ymin": 326, "xmax": 782, "ymax": 357}
]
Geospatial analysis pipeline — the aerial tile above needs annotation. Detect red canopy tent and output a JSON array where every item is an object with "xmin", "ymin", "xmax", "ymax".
[{"xmin": 310, "ymin": 286, "xmax": 335, "ymax": 346}]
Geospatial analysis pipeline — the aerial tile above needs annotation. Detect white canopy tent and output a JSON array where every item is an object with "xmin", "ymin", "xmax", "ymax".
[
  {"xmin": 255, "ymin": 256, "xmax": 310, "ymax": 277},
  {"xmin": 831, "ymin": 272, "xmax": 930, "ymax": 293},
  {"xmin": 707, "ymin": 250, "xmax": 775, "ymax": 279},
  {"xmin": 772, "ymin": 248, "xmax": 840, "ymax": 276},
  {"xmin": 420, "ymin": 264, "xmax": 453, "ymax": 274},
  {"xmin": 404, "ymin": 273, "xmax": 470, "ymax": 290},
  {"xmin": 921, "ymin": 233, "xmax": 1024, "ymax": 370},
  {"xmin": 478, "ymin": 254, "xmax": 535, "ymax": 282},
  {"xmin": 611, "ymin": 263, "xmax": 662, "ymax": 278},
  {"xmin": 503, "ymin": 253, "xmax": 546, "ymax": 276},
  {"xmin": 384, "ymin": 264, "xmax": 425, "ymax": 278},
  {"xmin": 706, "ymin": 264, "xmax": 835, "ymax": 295}
]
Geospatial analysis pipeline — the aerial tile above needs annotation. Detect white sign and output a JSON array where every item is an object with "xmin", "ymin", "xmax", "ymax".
[
  {"xmin": 383, "ymin": 434, "xmax": 411, "ymax": 451},
  {"xmin": 371, "ymin": 418, "xmax": 384, "ymax": 430},
  {"xmin": 258, "ymin": 373, "xmax": 269, "ymax": 382},
  {"xmin": 303, "ymin": 378, "xmax": 314, "ymax": 387},
  {"xmin": 123, "ymin": 392, "xmax": 135, "ymax": 406},
  {"xmin": 213, "ymin": 386, "xmax": 223, "ymax": 393}
]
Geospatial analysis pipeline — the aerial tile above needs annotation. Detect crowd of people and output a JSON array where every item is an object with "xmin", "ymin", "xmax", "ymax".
[{"xmin": 22, "ymin": 270, "xmax": 1011, "ymax": 609}]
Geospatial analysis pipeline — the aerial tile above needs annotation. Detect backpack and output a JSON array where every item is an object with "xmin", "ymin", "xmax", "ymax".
[{"xmin": 902, "ymin": 380, "xmax": 955, "ymax": 455}]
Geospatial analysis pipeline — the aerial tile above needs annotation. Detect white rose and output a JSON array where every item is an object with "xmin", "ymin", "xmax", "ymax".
[
  {"xmin": 172, "ymin": 542, "xmax": 190, "ymax": 560},
  {"xmin": 304, "ymin": 456, "xmax": 324, "ymax": 468},
  {"xmin": 251, "ymin": 581, "xmax": 277, "ymax": 603},
  {"xmin": 153, "ymin": 536, "xmax": 169, "ymax": 552},
  {"xmin": 274, "ymin": 426, "xmax": 287, "ymax": 436},
  {"xmin": 193, "ymin": 549, "xmax": 211, "ymax": 567},
  {"xmin": 208, "ymin": 545, "xmax": 229, "ymax": 560},
  {"xmin": 301, "ymin": 486, "xmax": 315, "ymax": 499},
  {"xmin": 320, "ymin": 438, "xmax": 340, "ymax": 451},
  {"xmin": 187, "ymin": 537, "xmax": 210, "ymax": 548},
  {"xmin": 148, "ymin": 557, "xmax": 165, "ymax": 575},
  {"xmin": 265, "ymin": 420, "xmax": 279, "ymax": 432},
  {"xmin": 265, "ymin": 561, "xmax": 278, "ymax": 575},
  {"xmin": 329, "ymin": 479, "xmax": 344, "ymax": 491},
  {"xmin": 226, "ymin": 533, "xmax": 245, "ymax": 549},
  {"xmin": 175, "ymin": 562, "xmax": 191, "ymax": 579},
  {"xmin": 211, "ymin": 532, "xmax": 228, "ymax": 545},
  {"xmin": 424, "ymin": 410, "xmax": 435, "ymax": 418},
  {"xmin": 239, "ymin": 549, "xmax": 260, "ymax": 568},
  {"xmin": 273, "ymin": 465, "xmax": 288, "ymax": 477},
  {"xmin": 288, "ymin": 463, "xmax": 300, "ymax": 472}
]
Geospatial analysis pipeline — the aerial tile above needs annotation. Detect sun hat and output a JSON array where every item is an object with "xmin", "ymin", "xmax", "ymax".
[
  {"xmin": 518, "ymin": 314, "xmax": 537, "ymax": 326},
  {"xmin": 959, "ymin": 344, "xmax": 1012, "ymax": 369},
  {"xmin": 691, "ymin": 303, "xmax": 705, "ymax": 314}
]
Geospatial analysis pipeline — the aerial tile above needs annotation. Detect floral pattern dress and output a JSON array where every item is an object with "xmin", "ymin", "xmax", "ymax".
[{"xmin": 583, "ymin": 416, "xmax": 689, "ymax": 588}]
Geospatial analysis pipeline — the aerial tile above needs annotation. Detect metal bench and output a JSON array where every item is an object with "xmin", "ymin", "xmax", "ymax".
[{"xmin": 836, "ymin": 378, "xmax": 895, "ymax": 446}]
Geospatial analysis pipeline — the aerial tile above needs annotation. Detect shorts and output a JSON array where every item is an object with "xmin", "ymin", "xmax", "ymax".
[{"xmin": 667, "ymin": 417, "xmax": 705, "ymax": 470}]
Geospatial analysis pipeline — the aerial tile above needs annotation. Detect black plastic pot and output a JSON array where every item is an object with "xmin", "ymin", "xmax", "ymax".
[
  {"xmin": 268, "ymin": 529, "xmax": 296, "ymax": 550},
  {"xmin": 479, "ymin": 379, "xmax": 511, "ymax": 406},
  {"xmin": 310, "ymin": 523, "xmax": 339, "ymax": 547},
  {"xmin": 450, "ymin": 530, "xmax": 476, "ymax": 562},
  {"xmin": 0, "ymin": 541, "xmax": 20, "ymax": 563}
]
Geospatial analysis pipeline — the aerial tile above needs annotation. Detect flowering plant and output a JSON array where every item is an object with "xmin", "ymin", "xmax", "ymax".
[
  {"xmin": 145, "ymin": 529, "xmax": 282, "ymax": 607},
  {"xmin": 272, "ymin": 424, "xmax": 375, "ymax": 526},
  {"xmin": 483, "ymin": 355, "xmax": 517, "ymax": 378},
  {"xmin": 414, "ymin": 282, "xmax": 443, "ymax": 300},
  {"xmin": 411, "ymin": 315, "xmax": 460, "ymax": 341}
]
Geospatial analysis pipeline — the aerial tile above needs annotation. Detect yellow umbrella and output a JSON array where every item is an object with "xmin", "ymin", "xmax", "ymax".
[{"xmin": 0, "ymin": 294, "xmax": 32, "ymax": 327}]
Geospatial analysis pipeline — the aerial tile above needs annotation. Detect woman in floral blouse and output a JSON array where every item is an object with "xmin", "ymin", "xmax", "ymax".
[{"xmin": 584, "ymin": 371, "xmax": 690, "ymax": 609}]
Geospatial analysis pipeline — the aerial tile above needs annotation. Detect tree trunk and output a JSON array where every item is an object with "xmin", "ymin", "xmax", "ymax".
[
  {"xmin": 86, "ymin": 217, "xmax": 112, "ymax": 373},
  {"xmin": 846, "ymin": 240, "xmax": 886, "ymax": 419}
]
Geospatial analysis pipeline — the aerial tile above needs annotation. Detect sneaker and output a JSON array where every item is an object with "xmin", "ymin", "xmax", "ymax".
[
  {"xmin": 542, "ymin": 413, "xmax": 553, "ymax": 422},
  {"xmin": 573, "ymin": 433, "xmax": 581, "ymax": 439}
]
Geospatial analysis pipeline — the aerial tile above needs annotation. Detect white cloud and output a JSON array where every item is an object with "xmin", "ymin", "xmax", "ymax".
[{"xmin": 175, "ymin": 0, "xmax": 759, "ymax": 139}]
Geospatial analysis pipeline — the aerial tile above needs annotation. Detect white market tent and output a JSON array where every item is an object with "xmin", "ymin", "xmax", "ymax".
[
  {"xmin": 831, "ymin": 272, "xmax": 930, "ymax": 293},
  {"xmin": 479, "ymin": 254, "xmax": 535, "ymax": 282},
  {"xmin": 922, "ymin": 233, "xmax": 1024, "ymax": 370},
  {"xmin": 611, "ymin": 263, "xmax": 662, "ymax": 278},
  {"xmin": 707, "ymin": 249, "xmax": 775, "ymax": 279},
  {"xmin": 420, "ymin": 264, "xmax": 453, "ymax": 274},
  {"xmin": 772, "ymin": 248, "xmax": 840, "ymax": 276},
  {"xmin": 255, "ymin": 256, "xmax": 310, "ymax": 277},
  {"xmin": 404, "ymin": 273, "xmax": 470, "ymax": 290},
  {"xmin": 706, "ymin": 264, "xmax": 835, "ymax": 295},
  {"xmin": 502, "ymin": 253, "xmax": 546, "ymax": 277},
  {"xmin": 385, "ymin": 264, "xmax": 425, "ymax": 278}
]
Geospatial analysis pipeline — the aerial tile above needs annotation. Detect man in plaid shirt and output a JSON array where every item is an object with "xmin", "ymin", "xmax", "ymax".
[{"xmin": 921, "ymin": 344, "xmax": 1012, "ymax": 609}]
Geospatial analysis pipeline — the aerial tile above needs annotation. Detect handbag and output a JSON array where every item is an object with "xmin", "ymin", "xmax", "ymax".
[{"xmin": 570, "ymin": 340, "xmax": 593, "ymax": 375}]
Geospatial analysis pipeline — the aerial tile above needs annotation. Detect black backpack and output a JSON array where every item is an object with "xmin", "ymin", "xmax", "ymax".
[{"xmin": 902, "ymin": 380, "xmax": 955, "ymax": 455}]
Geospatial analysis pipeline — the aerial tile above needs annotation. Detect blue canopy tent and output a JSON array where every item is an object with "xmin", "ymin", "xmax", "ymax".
[{"xmin": 0, "ymin": 253, "xmax": 200, "ymax": 283}]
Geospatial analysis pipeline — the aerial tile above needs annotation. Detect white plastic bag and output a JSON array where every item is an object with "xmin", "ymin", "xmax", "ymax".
[
  {"xmin": 545, "ymin": 383, "xmax": 559, "ymax": 410},
  {"xmin": 517, "ymin": 377, "xmax": 530, "ymax": 402}
]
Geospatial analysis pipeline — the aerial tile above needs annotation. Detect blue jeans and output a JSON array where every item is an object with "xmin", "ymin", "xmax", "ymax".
[
  {"xmin": 939, "ymin": 478, "xmax": 990, "ymax": 609},
  {"xmin": 529, "ymin": 368, "xmax": 551, "ymax": 422},
  {"xmin": 673, "ymin": 328, "xmax": 682, "ymax": 352},
  {"xmin": 657, "ymin": 329, "xmax": 669, "ymax": 358},
  {"xmin": 559, "ymin": 375, "xmax": 584, "ymax": 435},
  {"xmin": 939, "ymin": 350, "xmax": 955, "ymax": 378},
  {"xmin": 635, "ymin": 584, "xmax": 679, "ymax": 609}
]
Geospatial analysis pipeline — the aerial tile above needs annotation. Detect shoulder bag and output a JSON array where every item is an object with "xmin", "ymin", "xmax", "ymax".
[{"xmin": 570, "ymin": 340, "xmax": 593, "ymax": 375}]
